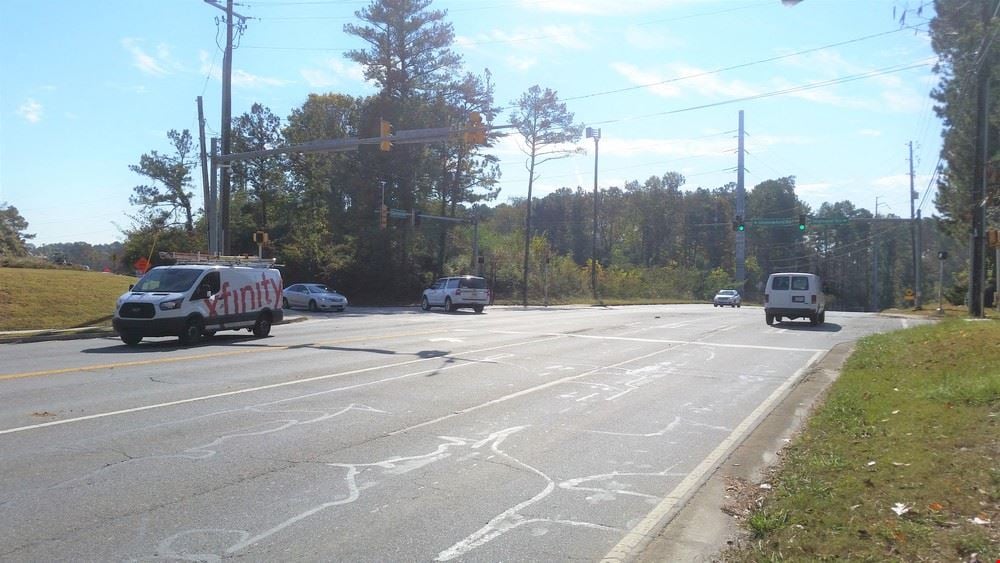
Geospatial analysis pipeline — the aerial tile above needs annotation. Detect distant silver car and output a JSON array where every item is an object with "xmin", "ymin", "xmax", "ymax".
[
  {"xmin": 713, "ymin": 289, "xmax": 741, "ymax": 308},
  {"xmin": 282, "ymin": 283, "xmax": 348, "ymax": 312}
]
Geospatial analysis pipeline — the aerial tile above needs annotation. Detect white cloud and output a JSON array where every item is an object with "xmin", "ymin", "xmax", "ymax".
[
  {"xmin": 610, "ymin": 63, "xmax": 682, "ymax": 98},
  {"xmin": 232, "ymin": 69, "xmax": 290, "ymax": 89},
  {"xmin": 517, "ymin": 0, "xmax": 701, "ymax": 16},
  {"xmin": 859, "ymin": 128, "xmax": 882, "ymax": 137},
  {"xmin": 301, "ymin": 59, "xmax": 369, "ymax": 89},
  {"xmin": 602, "ymin": 136, "xmax": 733, "ymax": 159},
  {"xmin": 198, "ymin": 51, "xmax": 289, "ymax": 89},
  {"xmin": 458, "ymin": 24, "xmax": 590, "ymax": 72},
  {"xmin": 122, "ymin": 37, "xmax": 176, "ymax": 77},
  {"xmin": 624, "ymin": 26, "xmax": 683, "ymax": 51},
  {"xmin": 505, "ymin": 55, "xmax": 538, "ymax": 71},
  {"xmin": 18, "ymin": 98, "xmax": 43, "ymax": 123},
  {"xmin": 612, "ymin": 62, "xmax": 758, "ymax": 100}
]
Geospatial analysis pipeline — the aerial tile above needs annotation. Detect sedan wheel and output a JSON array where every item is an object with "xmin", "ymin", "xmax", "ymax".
[
  {"xmin": 309, "ymin": 300, "xmax": 318, "ymax": 312},
  {"xmin": 282, "ymin": 297, "xmax": 290, "ymax": 309}
]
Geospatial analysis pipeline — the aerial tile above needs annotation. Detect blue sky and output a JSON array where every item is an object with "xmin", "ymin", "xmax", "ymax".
[{"xmin": 1, "ymin": 0, "xmax": 941, "ymax": 246}]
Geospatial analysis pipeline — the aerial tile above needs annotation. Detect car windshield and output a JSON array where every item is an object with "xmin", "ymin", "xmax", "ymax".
[
  {"xmin": 308, "ymin": 285, "xmax": 333, "ymax": 293},
  {"xmin": 131, "ymin": 268, "xmax": 202, "ymax": 293},
  {"xmin": 718, "ymin": 290, "xmax": 736, "ymax": 296}
]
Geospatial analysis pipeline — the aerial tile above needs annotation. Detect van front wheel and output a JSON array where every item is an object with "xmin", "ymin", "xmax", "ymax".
[
  {"xmin": 179, "ymin": 319, "xmax": 203, "ymax": 345},
  {"xmin": 765, "ymin": 313, "xmax": 774, "ymax": 325},
  {"xmin": 120, "ymin": 333, "xmax": 142, "ymax": 346}
]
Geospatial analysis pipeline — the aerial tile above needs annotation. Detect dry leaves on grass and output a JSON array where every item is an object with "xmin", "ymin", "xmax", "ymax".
[{"xmin": 721, "ymin": 476, "xmax": 768, "ymax": 520}]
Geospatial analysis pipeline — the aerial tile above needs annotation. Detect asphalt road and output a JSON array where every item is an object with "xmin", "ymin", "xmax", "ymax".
[{"xmin": 0, "ymin": 305, "xmax": 928, "ymax": 561}]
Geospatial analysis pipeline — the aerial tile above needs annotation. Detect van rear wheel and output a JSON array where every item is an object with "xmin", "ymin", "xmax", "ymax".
[
  {"xmin": 765, "ymin": 313, "xmax": 774, "ymax": 325},
  {"xmin": 253, "ymin": 313, "xmax": 272, "ymax": 337}
]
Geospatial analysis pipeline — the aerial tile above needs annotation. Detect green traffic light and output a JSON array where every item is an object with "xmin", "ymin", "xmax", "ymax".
[
  {"xmin": 798, "ymin": 224, "xmax": 806, "ymax": 231},
  {"xmin": 738, "ymin": 225, "xmax": 745, "ymax": 231}
]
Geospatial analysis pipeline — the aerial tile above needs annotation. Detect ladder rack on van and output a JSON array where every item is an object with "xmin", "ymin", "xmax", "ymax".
[{"xmin": 158, "ymin": 251, "xmax": 278, "ymax": 268}]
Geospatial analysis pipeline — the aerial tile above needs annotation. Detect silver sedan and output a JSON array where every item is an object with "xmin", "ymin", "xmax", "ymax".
[{"xmin": 282, "ymin": 283, "xmax": 348, "ymax": 312}]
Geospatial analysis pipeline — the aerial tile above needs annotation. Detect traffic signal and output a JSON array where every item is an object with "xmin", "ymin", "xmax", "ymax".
[
  {"xmin": 464, "ymin": 112, "xmax": 486, "ymax": 145},
  {"xmin": 379, "ymin": 204, "xmax": 388, "ymax": 229},
  {"xmin": 379, "ymin": 119, "xmax": 393, "ymax": 151},
  {"xmin": 252, "ymin": 230, "xmax": 268, "ymax": 244},
  {"xmin": 798, "ymin": 214, "xmax": 807, "ymax": 231},
  {"xmin": 734, "ymin": 215, "xmax": 745, "ymax": 232}
]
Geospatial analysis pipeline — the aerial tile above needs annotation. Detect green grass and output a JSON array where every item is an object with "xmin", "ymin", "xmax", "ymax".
[
  {"xmin": 724, "ymin": 319, "xmax": 1000, "ymax": 562},
  {"xmin": 0, "ymin": 267, "xmax": 135, "ymax": 331}
]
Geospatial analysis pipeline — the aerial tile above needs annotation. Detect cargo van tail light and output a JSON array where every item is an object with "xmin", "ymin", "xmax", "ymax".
[{"xmin": 811, "ymin": 295, "xmax": 817, "ymax": 304}]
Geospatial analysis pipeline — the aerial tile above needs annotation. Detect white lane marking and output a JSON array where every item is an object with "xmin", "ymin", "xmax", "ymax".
[
  {"xmin": 0, "ymin": 337, "xmax": 563, "ymax": 436},
  {"xmin": 488, "ymin": 330, "xmax": 824, "ymax": 353},
  {"xmin": 601, "ymin": 349, "xmax": 826, "ymax": 562},
  {"xmin": 386, "ymin": 345, "xmax": 691, "ymax": 438}
]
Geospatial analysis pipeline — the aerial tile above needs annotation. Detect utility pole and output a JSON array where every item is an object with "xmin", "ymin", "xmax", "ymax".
[
  {"xmin": 203, "ymin": 0, "xmax": 247, "ymax": 254},
  {"xmin": 909, "ymin": 141, "xmax": 922, "ymax": 308},
  {"xmin": 735, "ymin": 111, "xmax": 747, "ymax": 292},
  {"xmin": 196, "ymin": 96, "xmax": 211, "ymax": 252},
  {"xmin": 209, "ymin": 138, "xmax": 220, "ymax": 255},
  {"xmin": 872, "ymin": 196, "xmax": 881, "ymax": 312},
  {"xmin": 586, "ymin": 127, "xmax": 601, "ymax": 301},
  {"xmin": 969, "ymin": 2, "xmax": 993, "ymax": 318}
]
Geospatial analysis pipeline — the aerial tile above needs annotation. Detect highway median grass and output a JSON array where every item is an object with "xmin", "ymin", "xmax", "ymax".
[{"xmin": 725, "ymin": 318, "xmax": 1000, "ymax": 561}]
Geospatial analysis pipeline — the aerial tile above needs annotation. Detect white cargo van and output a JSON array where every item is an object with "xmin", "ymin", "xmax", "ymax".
[
  {"xmin": 764, "ymin": 272, "xmax": 825, "ymax": 326},
  {"xmin": 113, "ymin": 254, "xmax": 283, "ymax": 346}
]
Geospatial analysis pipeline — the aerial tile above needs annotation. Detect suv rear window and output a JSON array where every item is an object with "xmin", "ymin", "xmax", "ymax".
[{"xmin": 459, "ymin": 277, "xmax": 486, "ymax": 289}]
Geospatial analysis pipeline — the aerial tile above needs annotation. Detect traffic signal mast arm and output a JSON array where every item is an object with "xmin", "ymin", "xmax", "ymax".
[{"xmin": 216, "ymin": 120, "xmax": 510, "ymax": 163}]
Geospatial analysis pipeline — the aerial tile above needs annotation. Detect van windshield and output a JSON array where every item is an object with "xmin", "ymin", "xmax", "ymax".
[{"xmin": 132, "ymin": 268, "xmax": 202, "ymax": 293}]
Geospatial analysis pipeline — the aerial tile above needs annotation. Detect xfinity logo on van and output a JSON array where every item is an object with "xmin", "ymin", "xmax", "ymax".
[{"xmin": 205, "ymin": 273, "xmax": 282, "ymax": 317}]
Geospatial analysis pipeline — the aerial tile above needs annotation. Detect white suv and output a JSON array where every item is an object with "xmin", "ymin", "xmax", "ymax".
[
  {"xmin": 764, "ymin": 272, "xmax": 825, "ymax": 326},
  {"xmin": 421, "ymin": 276, "xmax": 489, "ymax": 313}
]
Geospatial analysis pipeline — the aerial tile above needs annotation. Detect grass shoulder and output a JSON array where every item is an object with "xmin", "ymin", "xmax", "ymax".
[
  {"xmin": 723, "ymin": 318, "xmax": 1000, "ymax": 561},
  {"xmin": 0, "ymin": 267, "xmax": 135, "ymax": 331}
]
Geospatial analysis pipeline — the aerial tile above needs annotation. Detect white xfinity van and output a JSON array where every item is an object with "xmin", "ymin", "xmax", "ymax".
[
  {"xmin": 113, "ymin": 254, "xmax": 283, "ymax": 346},
  {"xmin": 764, "ymin": 272, "xmax": 825, "ymax": 326}
]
